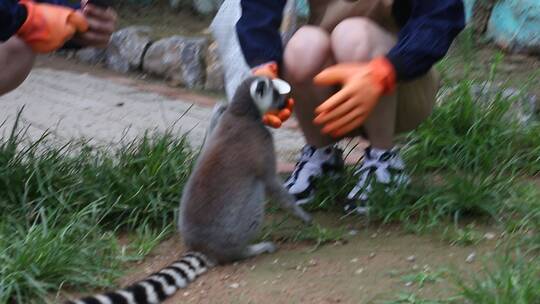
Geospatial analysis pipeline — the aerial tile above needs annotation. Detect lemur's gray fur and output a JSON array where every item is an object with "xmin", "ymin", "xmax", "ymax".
[{"xmin": 66, "ymin": 76, "xmax": 312, "ymax": 304}]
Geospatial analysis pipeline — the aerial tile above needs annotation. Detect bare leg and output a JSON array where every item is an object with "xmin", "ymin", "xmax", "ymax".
[
  {"xmin": 0, "ymin": 37, "xmax": 35, "ymax": 96},
  {"xmin": 283, "ymin": 26, "xmax": 337, "ymax": 148},
  {"xmin": 265, "ymin": 177, "xmax": 313, "ymax": 223},
  {"xmin": 331, "ymin": 17, "xmax": 397, "ymax": 149}
]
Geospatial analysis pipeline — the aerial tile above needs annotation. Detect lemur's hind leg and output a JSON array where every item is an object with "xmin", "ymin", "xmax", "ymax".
[
  {"xmin": 265, "ymin": 177, "xmax": 313, "ymax": 224},
  {"xmin": 240, "ymin": 242, "xmax": 277, "ymax": 259}
]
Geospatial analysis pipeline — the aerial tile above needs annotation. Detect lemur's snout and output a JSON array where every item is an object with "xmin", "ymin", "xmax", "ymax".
[{"xmin": 271, "ymin": 79, "xmax": 291, "ymax": 110}]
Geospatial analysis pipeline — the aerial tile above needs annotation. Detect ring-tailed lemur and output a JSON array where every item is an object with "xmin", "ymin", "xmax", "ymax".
[{"xmin": 65, "ymin": 76, "xmax": 312, "ymax": 304}]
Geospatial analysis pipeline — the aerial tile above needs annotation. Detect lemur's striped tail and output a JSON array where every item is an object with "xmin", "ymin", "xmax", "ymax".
[{"xmin": 66, "ymin": 252, "xmax": 214, "ymax": 304}]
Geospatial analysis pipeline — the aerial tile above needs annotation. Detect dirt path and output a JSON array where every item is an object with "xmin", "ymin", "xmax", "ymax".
[
  {"xmin": 0, "ymin": 55, "xmax": 315, "ymax": 167},
  {"xmin": 113, "ymin": 217, "xmax": 497, "ymax": 304}
]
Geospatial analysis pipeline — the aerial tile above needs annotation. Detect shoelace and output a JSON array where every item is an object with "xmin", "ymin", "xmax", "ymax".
[
  {"xmin": 286, "ymin": 145, "xmax": 316, "ymax": 183},
  {"xmin": 348, "ymin": 149, "xmax": 405, "ymax": 200}
]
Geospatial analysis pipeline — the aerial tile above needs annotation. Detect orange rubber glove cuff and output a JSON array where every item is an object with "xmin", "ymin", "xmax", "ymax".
[
  {"xmin": 252, "ymin": 62, "xmax": 278, "ymax": 79},
  {"xmin": 17, "ymin": 1, "xmax": 89, "ymax": 53},
  {"xmin": 368, "ymin": 56, "xmax": 397, "ymax": 95}
]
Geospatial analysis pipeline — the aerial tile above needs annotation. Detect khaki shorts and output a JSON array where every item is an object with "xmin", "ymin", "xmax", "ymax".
[{"xmin": 309, "ymin": 0, "xmax": 440, "ymax": 134}]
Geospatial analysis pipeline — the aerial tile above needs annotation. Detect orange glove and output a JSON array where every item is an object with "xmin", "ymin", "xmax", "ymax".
[
  {"xmin": 252, "ymin": 62, "xmax": 294, "ymax": 128},
  {"xmin": 313, "ymin": 57, "xmax": 396, "ymax": 137},
  {"xmin": 17, "ymin": 1, "xmax": 89, "ymax": 53}
]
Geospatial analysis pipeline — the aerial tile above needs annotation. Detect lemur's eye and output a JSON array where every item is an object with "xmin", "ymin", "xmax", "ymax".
[{"xmin": 255, "ymin": 81, "xmax": 266, "ymax": 97}]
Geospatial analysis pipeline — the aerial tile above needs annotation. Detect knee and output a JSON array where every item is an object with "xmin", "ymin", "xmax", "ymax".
[
  {"xmin": 331, "ymin": 17, "xmax": 394, "ymax": 62},
  {"xmin": 0, "ymin": 38, "xmax": 35, "ymax": 95},
  {"xmin": 283, "ymin": 26, "xmax": 331, "ymax": 84}
]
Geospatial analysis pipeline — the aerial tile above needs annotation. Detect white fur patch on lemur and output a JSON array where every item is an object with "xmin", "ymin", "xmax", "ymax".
[
  {"xmin": 95, "ymin": 295, "xmax": 112, "ymax": 304},
  {"xmin": 139, "ymin": 281, "xmax": 159, "ymax": 304},
  {"xmin": 172, "ymin": 261, "xmax": 196, "ymax": 281},
  {"xmin": 148, "ymin": 275, "xmax": 177, "ymax": 296},
  {"xmin": 117, "ymin": 291, "xmax": 136, "ymax": 304},
  {"xmin": 159, "ymin": 268, "xmax": 187, "ymax": 288},
  {"xmin": 183, "ymin": 256, "xmax": 207, "ymax": 275}
]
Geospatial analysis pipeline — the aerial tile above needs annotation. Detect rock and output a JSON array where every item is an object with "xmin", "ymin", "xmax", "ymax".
[
  {"xmin": 281, "ymin": 0, "xmax": 298, "ymax": 44},
  {"xmin": 487, "ymin": 0, "xmax": 540, "ymax": 55},
  {"xmin": 348, "ymin": 229, "xmax": 359, "ymax": 236},
  {"xmin": 106, "ymin": 26, "xmax": 153, "ymax": 73},
  {"xmin": 229, "ymin": 283, "xmax": 240, "ymax": 289},
  {"xmin": 193, "ymin": 0, "xmax": 224, "ymax": 15},
  {"xmin": 204, "ymin": 41, "xmax": 225, "ymax": 91},
  {"xmin": 466, "ymin": 252, "xmax": 476, "ymax": 263},
  {"xmin": 470, "ymin": 82, "xmax": 538, "ymax": 125},
  {"xmin": 355, "ymin": 268, "xmax": 364, "ymax": 275},
  {"xmin": 406, "ymin": 255, "xmax": 416, "ymax": 263},
  {"xmin": 368, "ymin": 252, "xmax": 376, "ymax": 259},
  {"xmin": 143, "ymin": 36, "xmax": 207, "ymax": 89},
  {"xmin": 75, "ymin": 47, "xmax": 107, "ymax": 65},
  {"xmin": 484, "ymin": 232, "xmax": 496, "ymax": 240},
  {"xmin": 296, "ymin": 0, "xmax": 309, "ymax": 18}
]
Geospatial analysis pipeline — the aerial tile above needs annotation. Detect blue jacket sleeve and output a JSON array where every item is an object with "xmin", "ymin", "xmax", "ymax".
[
  {"xmin": 236, "ymin": 0, "xmax": 286, "ymax": 68},
  {"xmin": 37, "ymin": 0, "xmax": 81, "ymax": 9},
  {"xmin": 0, "ymin": 0, "xmax": 28, "ymax": 42},
  {"xmin": 386, "ymin": 0, "xmax": 465, "ymax": 81}
]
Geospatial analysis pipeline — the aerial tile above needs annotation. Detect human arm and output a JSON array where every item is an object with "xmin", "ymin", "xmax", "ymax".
[
  {"xmin": 236, "ymin": 0, "xmax": 292, "ymax": 128},
  {"xmin": 314, "ymin": 0, "xmax": 465, "ymax": 137}
]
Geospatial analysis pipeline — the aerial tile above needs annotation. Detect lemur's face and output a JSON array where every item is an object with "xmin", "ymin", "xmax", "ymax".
[{"xmin": 249, "ymin": 77, "xmax": 291, "ymax": 114}]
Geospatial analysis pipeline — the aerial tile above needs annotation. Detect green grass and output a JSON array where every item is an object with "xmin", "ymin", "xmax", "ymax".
[
  {"xmin": 453, "ymin": 252, "xmax": 540, "ymax": 304},
  {"xmin": 0, "ymin": 110, "xmax": 194, "ymax": 303}
]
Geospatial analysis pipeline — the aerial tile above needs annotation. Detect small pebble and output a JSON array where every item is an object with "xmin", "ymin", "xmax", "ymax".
[
  {"xmin": 370, "ymin": 233, "xmax": 378, "ymax": 238},
  {"xmin": 272, "ymin": 259, "xmax": 279, "ymax": 264},
  {"xmin": 484, "ymin": 232, "xmax": 496, "ymax": 240},
  {"xmin": 466, "ymin": 252, "xmax": 476, "ymax": 263},
  {"xmin": 355, "ymin": 268, "xmax": 364, "ymax": 275},
  {"xmin": 183, "ymin": 292, "xmax": 190, "ymax": 297},
  {"xmin": 349, "ymin": 229, "xmax": 359, "ymax": 236},
  {"xmin": 405, "ymin": 281, "xmax": 414, "ymax": 287},
  {"xmin": 229, "ymin": 283, "xmax": 240, "ymax": 289},
  {"xmin": 406, "ymin": 255, "xmax": 416, "ymax": 262},
  {"xmin": 369, "ymin": 252, "xmax": 376, "ymax": 259},
  {"xmin": 308, "ymin": 259, "xmax": 318, "ymax": 266},
  {"xmin": 250, "ymin": 265, "xmax": 256, "ymax": 271},
  {"xmin": 412, "ymin": 264, "xmax": 419, "ymax": 270},
  {"xmin": 350, "ymin": 258, "xmax": 359, "ymax": 263}
]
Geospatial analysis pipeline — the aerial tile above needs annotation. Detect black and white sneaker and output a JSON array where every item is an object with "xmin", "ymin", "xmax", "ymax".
[
  {"xmin": 284, "ymin": 145, "xmax": 344, "ymax": 205},
  {"xmin": 344, "ymin": 146, "xmax": 409, "ymax": 215}
]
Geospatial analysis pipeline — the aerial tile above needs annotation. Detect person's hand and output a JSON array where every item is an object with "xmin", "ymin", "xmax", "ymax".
[
  {"xmin": 252, "ymin": 62, "xmax": 294, "ymax": 128},
  {"xmin": 72, "ymin": 1, "xmax": 117, "ymax": 48},
  {"xmin": 313, "ymin": 57, "xmax": 396, "ymax": 137},
  {"xmin": 252, "ymin": 62, "xmax": 278, "ymax": 78},
  {"xmin": 16, "ymin": 1, "xmax": 89, "ymax": 53}
]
